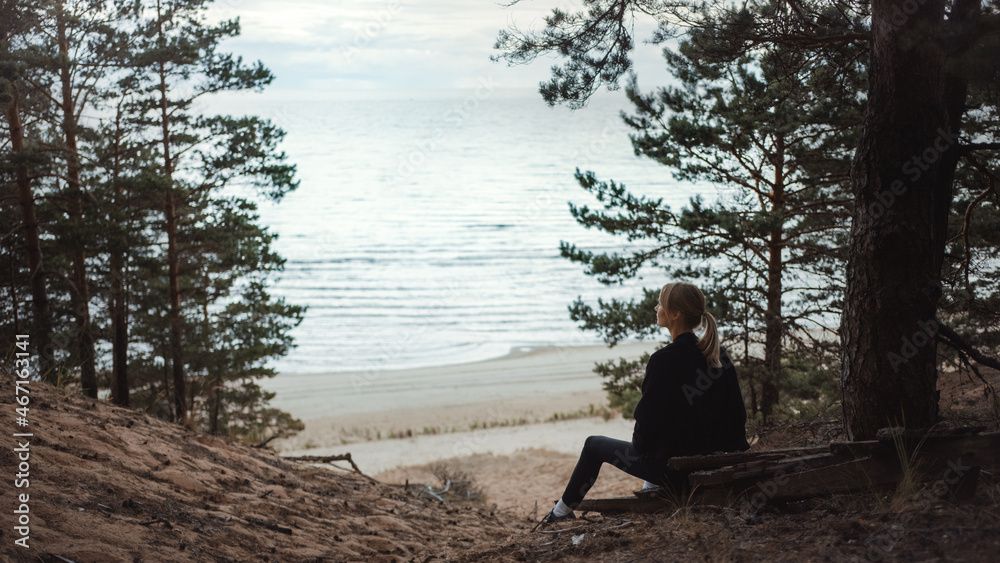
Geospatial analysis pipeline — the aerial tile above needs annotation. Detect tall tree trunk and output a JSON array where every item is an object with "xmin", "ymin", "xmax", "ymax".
[
  {"xmin": 761, "ymin": 134, "xmax": 786, "ymax": 419},
  {"xmin": 160, "ymin": 59, "xmax": 187, "ymax": 424},
  {"xmin": 209, "ymin": 363, "xmax": 222, "ymax": 435},
  {"xmin": 740, "ymin": 269, "xmax": 759, "ymax": 416},
  {"xmin": 204, "ymin": 299, "xmax": 221, "ymax": 435},
  {"xmin": 163, "ymin": 101, "xmax": 186, "ymax": 423},
  {"xmin": 109, "ymin": 106, "xmax": 129, "ymax": 406},
  {"xmin": 7, "ymin": 259, "xmax": 19, "ymax": 333},
  {"xmin": 6, "ymin": 86, "xmax": 55, "ymax": 380},
  {"xmin": 762, "ymin": 231, "xmax": 783, "ymax": 418},
  {"xmin": 162, "ymin": 349, "xmax": 174, "ymax": 423},
  {"xmin": 840, "ymin": 0, "xmax": 976, "ymax": 439},
  {"xmin": 110, "ymin": 248, "xmax": 129, "ymax": 405},
  {"xmin": 156, "ymin": 3, "xmax": 187, "ymax": 423},
  {"xmin": 56, "ymin": 1, "xmax": 97, "ymax": 398},
  {"xmin": 163, "ymin": 101, "xmax": 185, "ymax": 422}
]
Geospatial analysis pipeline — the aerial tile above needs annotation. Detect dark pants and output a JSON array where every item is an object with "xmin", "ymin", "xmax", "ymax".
[{"xmin": 560, "ymin": 435, "xmax": 684, "ymax": 509}]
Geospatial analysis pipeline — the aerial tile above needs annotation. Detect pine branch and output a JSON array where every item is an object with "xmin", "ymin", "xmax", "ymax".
[
  {"xmin": 936, "ymin": 319, "xmax": 1000, "ymax": 372},
  {"xmin": 958, "ymin": 142, "xmax": 1000, "ymax": 154}
]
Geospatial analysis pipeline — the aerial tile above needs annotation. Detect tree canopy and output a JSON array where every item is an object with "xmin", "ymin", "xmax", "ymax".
[{"xmin": 494, "ymin": 0, "xmax": 1000, "ymax": 437}]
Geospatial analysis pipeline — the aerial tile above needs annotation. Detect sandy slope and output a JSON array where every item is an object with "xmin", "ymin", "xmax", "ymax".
[
  {"xmin": 0, "ymin": 374, "xmax": 527, "ymax": 563},
  {"xmin": 375, "ymin": 448, "xmax": 642, "ymax": 519},
  {"xmin": 4, "ymin": 353, "xmax": 997, "ymax": 563}
]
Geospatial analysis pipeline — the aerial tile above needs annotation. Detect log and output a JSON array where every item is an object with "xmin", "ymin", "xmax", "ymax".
[
  {"xmin": 901, "ymin": 431, "xmax": 1000, "ymax": 469},
  {"xmin": 687, "ymin": 453, "xmax": 844, "ymax": 487},
  {"xmin": 828, "ymin": 440, "xmax": 887, "ymax": 459},
  {"xmin": 577, "ymin": 496, "xmax": 672, "ymax": 514},
  {"xmin": 875, "ymin": 425, "xmax": 987, "ymax": 442},
  {"xmin": 748, "ymin": 455, "xmax": 903, "ymax": 502},
  {"xmin": 689, "ymin": 431, "xmax": 1000, "ymax": 505},
  {"xmin": 667, "ymin": 445, "xmax": 830, "ymax": 471},
  {"xmin": 577, "ymin": 429, "xmax": 999, "ymax": 514}
]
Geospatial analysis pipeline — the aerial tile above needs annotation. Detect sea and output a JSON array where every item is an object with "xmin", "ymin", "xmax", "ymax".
[{"xmin": 203, "ymin": 88, "xmax": 713, "ymax": 374}]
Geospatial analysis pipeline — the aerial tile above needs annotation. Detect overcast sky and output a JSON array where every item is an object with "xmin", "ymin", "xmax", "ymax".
[{"xmin": 209, "ymin": 0, "xmax": 670, "ymax": 93}]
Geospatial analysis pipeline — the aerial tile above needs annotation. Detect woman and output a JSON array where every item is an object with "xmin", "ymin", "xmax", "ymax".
[{"xmin": 536, "ymin": 282, "xmax": 750, "ymax": 527}]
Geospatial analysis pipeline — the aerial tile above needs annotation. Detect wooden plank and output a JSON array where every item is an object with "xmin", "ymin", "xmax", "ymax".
[
  {"xmin": 717, "ymin": 432, "xmax": 1000, "ymax": 503},
  {"xmin": 676, "ymin": 455, "xmax": 903, "ymax": 509},
  {"xmin": 688, "ymin": 453, "xmax": 842, "ymax": 487},
  {"xmin": 578, "ymin": 429, "xmax": 999, "ymax": 514},
  {"xmin": 829, "ymin": 440, "xmax": 887, "ymax": 459},
  {"xmin": 667, "ymin": 445, "xmax": 830, "ymax": 471},
  {"xmin": 830, "ymin": 430, "xmax": 1000, "ymax": 461},
  {"xmin": 906, "ymin": 431, "xmax": 1000, "ymax": 468},
  {"xmin": 766, "ymin": 455, "xmax": 904, "ymax": 501},
  {"xmin": 875, "ymin": 425, "xmax": 987, "ymax": 443},
  {"xmin": 577, "ymin": 496, "xmax": 672, "ymax": 514}
]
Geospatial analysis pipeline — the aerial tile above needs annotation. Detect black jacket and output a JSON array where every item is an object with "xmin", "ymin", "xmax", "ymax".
[{"xmin": 631, "ymin": 331, "xmax": 750, "ymax": 458}]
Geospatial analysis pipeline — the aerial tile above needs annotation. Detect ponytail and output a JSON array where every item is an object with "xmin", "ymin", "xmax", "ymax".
[
  {"xmin": 660, "ymin": 282, "xmax": 721, "ymax": 367},
  {"xmin": 698, "ymin": 311, "xmax": 721, "ymax": 368}
]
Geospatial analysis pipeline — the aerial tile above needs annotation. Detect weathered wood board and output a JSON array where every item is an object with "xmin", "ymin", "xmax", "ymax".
[{"xmin": 577, "ymin": 427, "xmax": 999, "ymax": 514}]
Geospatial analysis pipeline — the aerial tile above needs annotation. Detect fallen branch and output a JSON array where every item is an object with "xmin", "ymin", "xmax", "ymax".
[
  {"xmin": 284, "ymin": 453, "xmax": 364, "ymax": 475},
  {"xmin": 538, "ymin": 525, "xmax": 588, "ymax": 534},
  {"xmin": 139, "ymin": 517, "xmax": 173, "ymax": 528},
  {"xmin": 421, "ymin": 488, "xmax": 445, "ymax": 502},
  {"xmin": 254, "ymin": 434, "xmax": 281, "ymax": 449},
  {"xmin": 246, "ymin": 516, "xmax": 293, "ymax": 535}
]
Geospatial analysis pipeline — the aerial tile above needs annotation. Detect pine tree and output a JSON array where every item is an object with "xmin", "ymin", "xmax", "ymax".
[
  {"xmin": 41, "ymin": 0, "xmax": 131, "ymax": 398},
  {"xmin": 1, "ymin": 0, "xmax": 56, "ymax": 377},
  {"xmin": 180, "ymin": 195, "xmax": 304, "ymax": 438},
  {"xmin": 3, "ymin": 0, "xmax": 141, "ymax": 393},
  {"xmin": 89, "ymin": 89, "xmax": 164, "ymax": 407},
  {"xmin": 561, "ymin": 38, "xmax": 863, "ymax": 419},
  {"xmin": 837, "ymin": 0, "xmax": 1000, "ymax": 438},
  {"xmin": 4, "ymin": 0, "xmax": 306, "ymax": 440},
  {"xmin": 494, "ymin": 0, "xmax": 1000, "ymax": 437},
  {"xmin": 130, "ymin": 0, "xmax": 294, "ymax": 422}
]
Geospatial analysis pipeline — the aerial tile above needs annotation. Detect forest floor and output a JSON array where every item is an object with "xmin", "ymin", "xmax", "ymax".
[{"xmin": 1, "ymin": 366, "xmax": 998, "ymax": 562}]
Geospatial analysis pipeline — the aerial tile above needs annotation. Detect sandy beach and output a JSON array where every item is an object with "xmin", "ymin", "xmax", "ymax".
[
  {"xmin": 262, "ymin": 342, "xmax": 662, "ymax": 512},
  {"xmin": 263, "ymin": 342, "xmax": 659, "ymax": 455},
  {"xmin": 261, "ymin": 342, "xmax": 660, "ymax": 421}
]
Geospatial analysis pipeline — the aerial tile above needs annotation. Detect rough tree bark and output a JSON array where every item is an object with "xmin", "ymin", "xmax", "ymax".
[
  {"xmin": 109, "ymin": 106, "xmax": 129, "ymax": 406},
  {"xmin": 155, "ymin": 0, "xmax": 187, "ymax": 423},
  {"xmin": 55, "ymin": 0, "xmax": 98, "ymax": 398},
  {"xmin": 840, "ymin": 0, "xmax": 978, "ymax": 440},
  {"xmin": 6, "ymin": 84, "xmax": 55, "ymax": 380},
  {"xmin": 762, "ymin": 133, "xmax": 786, "ymax": 419},
  {"xmin": 161, "ymin": 65, "xmax": 186, "ymax": 423}
]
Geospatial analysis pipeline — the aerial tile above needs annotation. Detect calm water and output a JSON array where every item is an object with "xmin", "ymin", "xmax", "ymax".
[{"xmin": 206, "ymin": 88, "xmax": 706, "ymax": 374}]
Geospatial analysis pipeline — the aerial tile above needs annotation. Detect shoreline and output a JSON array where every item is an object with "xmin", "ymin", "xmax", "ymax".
[
  {"xmin": 263, "ymin": 342, "xmax": 660, "ymax": 471},
  {"xmin": 272, "ymin": 339, "xmax": 658, "ymax": 378},
  {"xmin": 260, "ymin": 341, "xmax": 660, "ymax": 422}
]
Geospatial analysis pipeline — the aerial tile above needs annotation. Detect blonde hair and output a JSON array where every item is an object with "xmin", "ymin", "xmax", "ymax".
[{"xmin": 659, "ymin": 282, "xmax": 721, "ymax": 368}]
